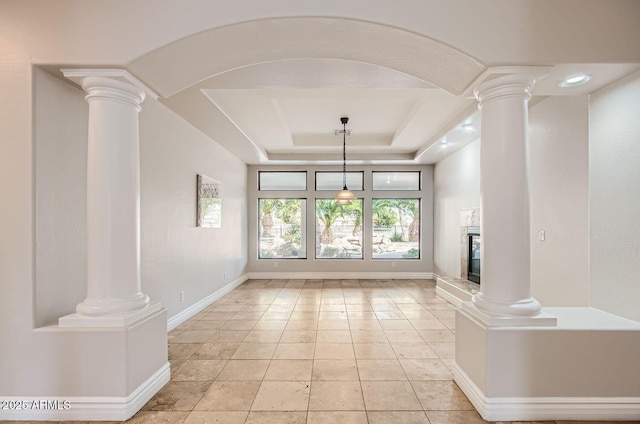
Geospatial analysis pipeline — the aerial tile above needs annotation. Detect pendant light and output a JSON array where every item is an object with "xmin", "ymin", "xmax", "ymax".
[{"xmin": 335, "ymin": 116, "xmax": 357, "ymax": 205}]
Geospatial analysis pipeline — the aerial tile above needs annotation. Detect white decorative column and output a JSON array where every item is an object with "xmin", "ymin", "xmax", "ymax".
[
  {"xmin": 60, "ymin": 69, "xmax": 161, "ymax": 325},
  {"xmin": 461, "ymin": 69, "xmax": 555, "ymax": 326}
]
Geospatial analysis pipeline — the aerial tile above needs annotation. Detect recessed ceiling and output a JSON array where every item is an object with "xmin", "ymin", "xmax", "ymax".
[{"xmin": 125, "ymin": 17, "xmax": 640, "ymax": 166}]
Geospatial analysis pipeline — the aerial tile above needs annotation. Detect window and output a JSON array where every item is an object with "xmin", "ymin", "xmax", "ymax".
[
  {"xmin": 372, "ymin": 171, "xmax": 420, "ymax": 191},
  {"xmin": 315, "ymin": 171, "xmax": 364, "ymax": 191},
  {"xmin": 259, "ymin": 171, "xmax": 307, "ymax": 191},
  {"xmin": 258, "ymin": 199, "xmax": 306, "ymax": 259},
  {"xmin": 372, "ymin": 199, "xmax": 420, "ymax": 259},
  {"xmin": 315, "ymin": 199, "xmax": 363, "ymax": 259}
]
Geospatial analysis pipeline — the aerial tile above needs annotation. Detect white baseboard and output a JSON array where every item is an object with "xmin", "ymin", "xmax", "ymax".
[
  {"xmin": 0, "ymin": 362, "xmax": 170, "ymax": 421},
  {"xmin": 453, "ymin": 363, "xmax": 640, "ymax": 421},
  {"xmin": 435, "ymin": 285, "xmax": 463, "ymax": 307},
  {"xmin": 247, "ymin": 272, "xmax": 434, "ymax": 280},
  {"xmin": 167, "ymin": 274, "xmax": 249, "ymax": 331},
  {"xmin": 435, "ymin": 275, "xmax": 474, "ymax": 308}
]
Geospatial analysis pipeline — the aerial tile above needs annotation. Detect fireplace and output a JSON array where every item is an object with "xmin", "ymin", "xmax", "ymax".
[
  {"xmin": 467, "ymin": 232, "xmax": 481, "ymax": 284},
  {"xmin": 460, "ymin": 208, "xmax": 480, "ymax": 285}
]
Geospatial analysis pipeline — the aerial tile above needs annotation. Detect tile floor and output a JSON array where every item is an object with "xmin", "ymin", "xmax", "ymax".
[{"xmin": 8, "ymin": 279, "xmax": 637, "ymax": 424}]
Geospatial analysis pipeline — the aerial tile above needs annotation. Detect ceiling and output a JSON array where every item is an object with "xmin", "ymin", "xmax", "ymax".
[
  {"xmin": 118, "ymin": 16, "xmax": 640, "ymax": 167},
  {"xmin": 156, "ymin": 60, "xmax": 638, "ymax": 166},
  {"xmin": 198, "ymin": 59, "xmax": 478, "ymax": 164}
]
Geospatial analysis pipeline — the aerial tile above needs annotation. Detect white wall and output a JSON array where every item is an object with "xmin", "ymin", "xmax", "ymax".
[
  {"xmin": 0, "ymin": 66, "xmax": 248, "ymax": 396},
  {"xmin": 589, "ymin": 69, "xmax": 640, "ymax": 322},
  {"xmin": 433, "ymin": 140, "xmax": 481, "ymax": 278},
  {"xmin": 34, "ymin": 68, "xmax": 88, "ymax": 326},
  {"xmin": 528, "ymin": 95, "xmax": 590, "ymax": 306},
  {"xmin": 31, "ymin": 67, "xmax": 249, "ymax": 326},
  {"xmin": 434, "ymin": 96, "xmax": 590, "ymax": 307},
  {"xmin": 140, "ymin": 98, "xmax": 248, "ymax": 320}
]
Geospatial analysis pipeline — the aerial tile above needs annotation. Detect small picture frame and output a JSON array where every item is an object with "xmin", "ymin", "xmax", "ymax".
[{"xmin": 197, "ymin": 174, "xmax": 222, "ymax": 228}]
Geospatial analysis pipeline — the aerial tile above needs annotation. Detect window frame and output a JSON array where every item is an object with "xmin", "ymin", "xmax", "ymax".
[
  {"xmin": 258, "ymin": 171, "xmax": 308, "ymax": 191},
  {"xmin": 372, "ymin": 171, "xmax": 421, "ymax": 191},
  {"xmin": 315, "ymin": 171, "xmax": 364, "ymax": 191},
  {"xmin": 258, "ymin": 198, "xmax": 307, "ymax": 260},
  {"xmin": 314, "ymin": 197, "xmax": 364, "ymax": 260},
  {"xmin": 371, "ymin": 198, "xmax": 421, "ymax": 260}
]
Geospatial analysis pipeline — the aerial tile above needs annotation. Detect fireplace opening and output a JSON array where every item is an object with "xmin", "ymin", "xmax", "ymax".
[{"xmin": 467, "ymin": 232, "xmax": 481, "ymax": 284}]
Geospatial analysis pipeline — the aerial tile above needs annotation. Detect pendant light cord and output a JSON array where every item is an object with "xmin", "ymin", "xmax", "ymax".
[{"xmin": 342, "ymin": 120, "xmax": 347, "ymax": 190}]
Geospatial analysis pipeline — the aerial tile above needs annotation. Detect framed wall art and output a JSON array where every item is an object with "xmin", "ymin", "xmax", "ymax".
[{"xmin": 197, "ymin": 174, "xmax": 222, "ymax": 228}]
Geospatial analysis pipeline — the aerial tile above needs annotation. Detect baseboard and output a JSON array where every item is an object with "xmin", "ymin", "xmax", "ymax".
[
  {"xmin": 435, "ymin": 285, "xmax": 463, "ymax": 307},
  {"xmin": 0, "ymin": 362, "xmax": 170, "ymax": 421},
  {"xmin": 453, "ymin": 363, "xmax": 640, "ymax": 421},
  {"xmin": 434, "ymin": 275, "xmax": 475, "ymax": 308},
  {"xmin": 247, "ymin": 272, "xmax": 434, "ymax": 280},
  {"xmin": 167, "ymin": 274, "xmax": 249, "ymax": 331}
]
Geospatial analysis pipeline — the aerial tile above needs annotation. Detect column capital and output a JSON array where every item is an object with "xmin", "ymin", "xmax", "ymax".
[
  {"xmin": 473, "ymin": 73, "xmax": 536, "ymax": 107},
  {"xmin": 464, "ymin": 65, "xmax": 551, "ymax": 103},
  {"xmin": 62, "ymin": 68, "xmax": 158, "ymax": 102}
]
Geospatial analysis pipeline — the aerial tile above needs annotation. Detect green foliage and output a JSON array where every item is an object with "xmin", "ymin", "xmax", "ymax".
[
  {"xmin": 402, "ymin": 248, "xmax": 420, "ymax": 259},
  {"xmin": 321, "ymin": 246, "xmax": 339, "ymax": 257},
  {"xmin": 277, "ymin": 242, "xmax": 299, "ymax": 257},
  {"xmin": 315, "ymin": 199, "xmax": 342, "ymax": 227},
  {"xmin": 391, "ymin": 232, "xmax": 404, "ymax": 242},
  {"xmin": 342, "ymin": 200, "xmax": 363, "ymax": 226},
  {"xmin": 283, "ymin": 225, "xmax": 302, "ymax": 244},
  {"xmin": 280, "ymin": 199, "xmax": 302, "ymax": 224},
  {"xmin": 372, "ymin": 199, "xmax": 399, "ymax": 228},
  {"xmin": 260, "ymin": 250, "xmax": 275, "ymax": 258}
]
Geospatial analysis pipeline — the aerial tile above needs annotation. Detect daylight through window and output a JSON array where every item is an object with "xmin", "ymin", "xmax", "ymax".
[{"xmin": 258, "ymin": 199, "xmax": 306, "ymax": 259}]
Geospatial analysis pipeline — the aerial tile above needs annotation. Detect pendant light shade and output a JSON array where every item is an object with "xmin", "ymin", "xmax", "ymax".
[
  {"xmin": 335, "ymin": 116, "xmax": 356, "ymax": 205},
  {"xmin": 335, "ymin": 188, "xmax": 357, "ymax": 205}
]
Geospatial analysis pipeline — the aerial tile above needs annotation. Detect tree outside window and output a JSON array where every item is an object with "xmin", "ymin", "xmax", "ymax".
[
  {"xmin": 315, "ymin": 199, "xmax": 363, "ymax": 259},
  {"xmin": 372, "ymin": 199, "xmax": 420, "ymax": 259},
  {"xmin": 259, "ymin": 199, "xmax": 306, "ymax": 259}
]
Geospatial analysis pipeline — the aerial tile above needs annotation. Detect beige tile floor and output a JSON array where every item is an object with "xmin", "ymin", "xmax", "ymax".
[{"xmin": 8, "ymin": 279, "xmax": 637, "ymax": 424}]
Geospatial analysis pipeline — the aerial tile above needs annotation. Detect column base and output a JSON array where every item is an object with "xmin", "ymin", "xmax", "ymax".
[
  {"xmin": 461, "ymin": 301, "xmax": 557, "ymax": 327},
  {"xmin": 75, "ymin": 292, "xmax": 150, "ymax": 317},
  {"xmin": 472, "ymin": 292, "xmax": 545, "ymax": 316},
  {"xmin": 60, "ymin": 301, "xmax": 162, "ymax": 327}
]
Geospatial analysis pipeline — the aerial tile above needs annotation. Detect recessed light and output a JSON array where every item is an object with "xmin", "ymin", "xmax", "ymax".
[
  {"xmin": 559, "ymin": 73, "xmax": 591, "ymax": 88},
  {"xmin": 441, "ymin": 138, "xmax": 448, "ymax": 145}
]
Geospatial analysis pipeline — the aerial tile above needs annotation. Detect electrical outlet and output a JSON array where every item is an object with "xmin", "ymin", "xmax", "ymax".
[
  {"xmin": 223, "ymin": 272, "xmax": 227, "ymax": 281},
  {"xmin": 180, "ymin": 291, "xmax": 185, "ymax": 302},
  {"xmin": 391, "ymin": 262, "xmax": 396, "ymax": 268},
  {"xmin": 274, "ymin": 261, "xmax": 278, "ymax": 268}
]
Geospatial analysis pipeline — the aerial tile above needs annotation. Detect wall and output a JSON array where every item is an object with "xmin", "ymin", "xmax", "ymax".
[
  {"xmin": 589, "ymin": 69, "xmax": 640, "ymax": 322},
  {"xmin": 433, "ymin": 140, "xmax": 481, "ymax": 278},
  {"xmin": 247, "ymin": 165, "xmax": 434, "ymax": 276},
  {"xmin": 140, "ymin": 98, "xmax": 248, "ymax": 320},
  {"xmin": 434, "ymin": 96, "xmax": 591, "ymax": 308},
  {"xmin": 0, "ymin": 65, "xmax": 248, "ymax": 396},
  {"xmin": 528, "ymin": 95, "xmax": 590, "ymax": 306},
  {"xmin": 32, "ymin": 68, "xmax": 249, "ymax": 326},
  {"xmin": 34, "ymin": 68, "xmax": 88, "ymax": 326}
]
